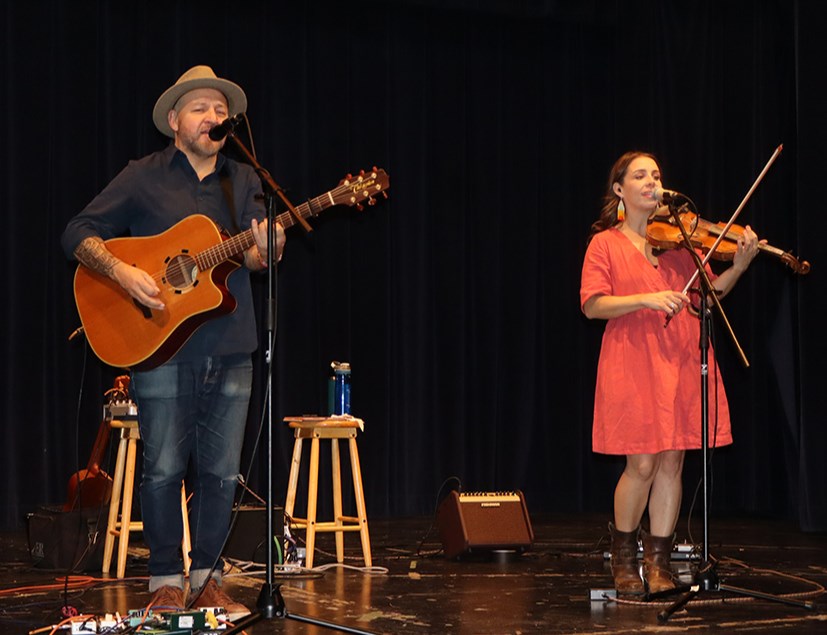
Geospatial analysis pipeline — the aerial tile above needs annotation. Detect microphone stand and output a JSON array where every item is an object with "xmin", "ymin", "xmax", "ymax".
[
  {"xmin": 653, "ymin": 198, "xmax": 813, "ymax": 622},
  {"xmin": 220, "ymin": 128, "xmax": 375, "ymax": 635}
]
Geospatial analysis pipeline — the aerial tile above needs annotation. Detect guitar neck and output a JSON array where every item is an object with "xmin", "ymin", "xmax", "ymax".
[
  {"xmin": 196, "ymin": 190, "xmax": 335, "ymax": 270},
  {"xmin": 86, "ymin": 417, "xmax": 111, "ymax": 472},
  {"xmin": 276, "ymin": 189, "xmax": 338, "ymax": 229}
]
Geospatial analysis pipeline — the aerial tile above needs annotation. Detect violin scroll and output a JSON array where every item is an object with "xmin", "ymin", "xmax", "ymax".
[{"xmin": 778, "ymin": 251, "xmax": 810, "ymax": 275}]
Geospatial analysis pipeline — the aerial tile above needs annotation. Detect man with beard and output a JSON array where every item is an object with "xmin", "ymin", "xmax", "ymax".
[{"xmin": 62, "ymin": 65, "xmax": 285, "ymax": 619}]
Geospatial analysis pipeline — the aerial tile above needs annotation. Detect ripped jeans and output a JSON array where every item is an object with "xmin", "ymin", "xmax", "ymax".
[{"xmin": 131, "ymin": 354, "xmax": 252, "ymax": 580}]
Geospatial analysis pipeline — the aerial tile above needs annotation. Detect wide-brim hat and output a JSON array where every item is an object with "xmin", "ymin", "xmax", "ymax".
[{"xmin": 152, "ymin": 65, "xmax": 247, "ymax": 138}]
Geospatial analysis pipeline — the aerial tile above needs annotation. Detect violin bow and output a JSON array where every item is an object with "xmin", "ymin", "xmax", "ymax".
[{"xmin": 681, "ymin": 143, "xmax": 783, "ymax": 295}]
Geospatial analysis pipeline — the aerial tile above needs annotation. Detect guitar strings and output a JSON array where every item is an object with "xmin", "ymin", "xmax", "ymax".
[{"xmin": 141, "ymin": 179, "xmax": 373, "ymax": 289}]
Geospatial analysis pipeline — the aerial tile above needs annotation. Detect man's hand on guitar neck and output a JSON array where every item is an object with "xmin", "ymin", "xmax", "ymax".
[
  {"xmin": 248, "ymin": 218, "xmax": 286, "ymax": 271},
  {"xmin": 74, "ymin": 236, "xmax": 165, "ymax": 311}
]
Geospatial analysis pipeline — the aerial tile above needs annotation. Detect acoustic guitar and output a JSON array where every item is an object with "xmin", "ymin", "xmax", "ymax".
[{"xmin": 73, "ymin": 169, "xmax": 389, "ymax": 370}]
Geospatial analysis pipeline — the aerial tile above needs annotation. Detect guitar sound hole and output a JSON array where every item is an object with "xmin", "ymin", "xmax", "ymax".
[{"xmin": 166, "ymin": 255, "xmax": 199, "ymax": 290}]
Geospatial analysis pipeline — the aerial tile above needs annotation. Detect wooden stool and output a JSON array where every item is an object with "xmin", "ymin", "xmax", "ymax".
[
  {"xmin": 102, "ymin": 418, "xmax": 192, "ymax": 579},
  {"xmin": 284, "ymin": 416, "xmax": 371, "ymax": 569}
]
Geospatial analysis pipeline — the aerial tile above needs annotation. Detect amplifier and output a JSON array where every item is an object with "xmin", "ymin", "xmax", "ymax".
[
  {"xmin": 437, "ymin": 490, "xmax": 534, "ymax": 559},
  {"xmin": 225, "ymin": 505, "xmax": 284, "ymax": 563}
]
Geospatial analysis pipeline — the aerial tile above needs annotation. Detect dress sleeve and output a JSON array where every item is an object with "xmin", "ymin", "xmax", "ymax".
[{"xmin": 580, "ymin": 233, "xmax": 613, "ymax": 312}]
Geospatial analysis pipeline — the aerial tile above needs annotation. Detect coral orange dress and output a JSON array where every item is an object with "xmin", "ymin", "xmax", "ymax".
[{"xmin": 580, "ymin": 228, "xmax": 733, "ymax": 455}]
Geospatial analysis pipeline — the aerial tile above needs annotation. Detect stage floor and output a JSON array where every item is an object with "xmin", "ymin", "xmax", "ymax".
[{"xmin": 2, "ymin": 513, "xmax": 826, "ymax": 634}]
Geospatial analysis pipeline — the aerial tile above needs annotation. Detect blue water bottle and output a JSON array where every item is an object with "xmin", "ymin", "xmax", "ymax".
[{"xmin": 328, "ymin": 361, "xmax": 351, "ymax": 415}]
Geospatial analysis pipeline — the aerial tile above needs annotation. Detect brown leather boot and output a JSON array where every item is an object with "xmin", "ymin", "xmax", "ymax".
[
  {"xmin": 608, "ymin": 522, "xmax": 644, "ymax": 596},
  {"xmin": 642, "ymin": 529, "xmax": 677, "ymax": 594}
]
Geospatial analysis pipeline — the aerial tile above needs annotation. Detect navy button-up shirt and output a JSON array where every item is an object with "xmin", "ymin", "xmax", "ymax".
[{"xmin": 62, "ymin": 144, "xmax": 266, "ymax": 360}]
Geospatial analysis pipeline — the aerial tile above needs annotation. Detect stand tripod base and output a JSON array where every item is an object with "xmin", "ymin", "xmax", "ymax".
[
  {"xmin": 223, "ymin": 582, "xmax": 377, "ymax": 635},
  {"xmin": 656, "ymin": 560, "xmax": 815, "ymax": 623}
]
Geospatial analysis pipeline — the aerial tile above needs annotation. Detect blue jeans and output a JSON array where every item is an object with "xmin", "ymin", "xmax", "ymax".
[{"xmin": 131, "ymin": 354, "xmax": 252, "ymax": 581}]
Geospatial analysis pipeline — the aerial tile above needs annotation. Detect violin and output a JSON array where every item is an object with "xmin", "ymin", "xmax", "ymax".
[{"xmin": 647, "ymin": 206, "xmax": 810, "ymax": 275}]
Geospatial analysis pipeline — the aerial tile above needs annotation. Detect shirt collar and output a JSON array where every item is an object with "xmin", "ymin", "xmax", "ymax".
[{"xmin": 163, "ymin": 142, "xmax": 227, "ymax": 177}]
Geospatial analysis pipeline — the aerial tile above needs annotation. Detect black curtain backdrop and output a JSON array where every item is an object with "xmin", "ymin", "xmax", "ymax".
[{"xmin": 2, "ymin": 0, "xmax": 825, "ymax": 532}]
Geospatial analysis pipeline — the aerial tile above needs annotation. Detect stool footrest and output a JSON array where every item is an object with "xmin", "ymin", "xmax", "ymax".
[
  {"xmin": 309, "ymin": 523, "xmax": 363, "ymax": 533},
  {"xmin": 288, "ymin": 520, "xmax": 363, "ymax": 532},
  {"xmin": 108, "ymin": 521, "xmax": 144, "ymax": 536}
]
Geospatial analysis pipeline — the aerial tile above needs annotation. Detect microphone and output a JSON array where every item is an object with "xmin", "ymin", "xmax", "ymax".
[
  {"xmin": 208, "ymin": 114, "xmax": 244, "ymax": 141},
  {"xmin": 653, "ymin": 187, "xmax": 683, "ymax": 204}
]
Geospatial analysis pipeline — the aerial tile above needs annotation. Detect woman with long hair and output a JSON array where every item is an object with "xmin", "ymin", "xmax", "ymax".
[{"xmin": 580, "ymin": 151, "xmax": 760, "ymax": 596}]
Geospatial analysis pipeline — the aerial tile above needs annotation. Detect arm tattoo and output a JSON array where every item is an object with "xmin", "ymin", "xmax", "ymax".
[{"xmin": 74, "ymin": 237, "xmax": 122, "ymax": 279}]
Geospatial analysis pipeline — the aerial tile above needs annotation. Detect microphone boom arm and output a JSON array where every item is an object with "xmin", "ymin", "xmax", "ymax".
[{"xmin": 222, "ymin": 120, "xmax": 313, "ymax": 234}]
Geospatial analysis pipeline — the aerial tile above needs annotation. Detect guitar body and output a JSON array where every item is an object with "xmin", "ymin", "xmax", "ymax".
[
  {"xmin": 74, "ymin": 215, "xmax": 239, "ymax": 369},
  {"xmin": 63, "ymin": 467, "xmax": 113, "ymax": 512}
]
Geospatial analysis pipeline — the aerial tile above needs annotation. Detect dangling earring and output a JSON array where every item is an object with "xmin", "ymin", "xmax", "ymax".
[{"xmin": 617, "ymin": 198, "xmax": 626, "ymax": 222}]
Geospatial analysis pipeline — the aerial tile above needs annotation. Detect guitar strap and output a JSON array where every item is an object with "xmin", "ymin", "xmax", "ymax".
[{"xmin": 218, "ymin": 166, "xmax": 241, "ymax": 235}]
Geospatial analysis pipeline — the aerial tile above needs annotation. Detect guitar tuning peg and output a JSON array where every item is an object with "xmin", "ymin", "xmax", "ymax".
[
  {"xmin": 367, "ymin": 197, "xmax": 376, "ymax": 206},
  {"xmin": 345, "ymin": 173, "xmax": 353, "ymax": 180},
  {"xmin": 359, "ymin": 169, "xmax": 366, "ymax": 176},
  {"xmin": 381, "ymin": 191, "xmax": 388, "ymax": 199},
  {"xmin": 356, "ymin": 203, "xmax": 364, "ymax": 212}
]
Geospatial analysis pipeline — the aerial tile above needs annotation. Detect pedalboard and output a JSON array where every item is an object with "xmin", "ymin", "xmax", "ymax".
[
  {"xmin": 602, "ymin": 542, "xmax": 698, "ymax": 561},
  {"xmin": 66, "ymin": 607, "xmax": 229, "ymax": 633},
  {"xmin": 105, "ymin": 401, "xmax": 138, "ymax": 418}
]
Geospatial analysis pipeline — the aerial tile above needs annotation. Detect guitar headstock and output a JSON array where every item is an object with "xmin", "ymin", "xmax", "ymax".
[{"xmin": 333, "ymin": 168, "xmax": 390, "ymax": 210}]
